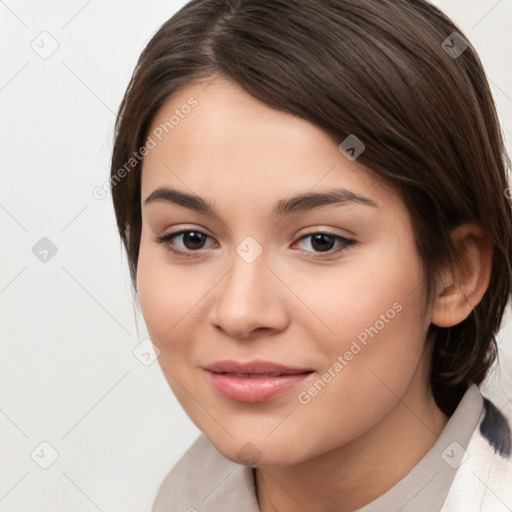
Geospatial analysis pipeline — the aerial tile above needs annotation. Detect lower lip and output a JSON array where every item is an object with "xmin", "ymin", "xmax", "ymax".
[{"xmin": 204, "ymin": 370, "xmax": 313, "ymax": 403}]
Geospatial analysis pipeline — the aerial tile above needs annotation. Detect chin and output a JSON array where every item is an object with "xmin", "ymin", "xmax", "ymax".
[{"xmin": 205, "ymin": 430, "xmax": 311, "ymax": 468}]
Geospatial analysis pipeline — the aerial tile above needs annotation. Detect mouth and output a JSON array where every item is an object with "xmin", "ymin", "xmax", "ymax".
[
  {"xmin": 203, "ymin": 360, "xmax": 314, "ymax": 403},
  {"xmin": 215, "ymin": 372, "xmax": 302, "ymax": 378}
]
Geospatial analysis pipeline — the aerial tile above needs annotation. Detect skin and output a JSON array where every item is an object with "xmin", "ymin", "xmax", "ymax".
[{"xmin": 136, "ymin": 76, "xmax": 492, "ymax": 512}]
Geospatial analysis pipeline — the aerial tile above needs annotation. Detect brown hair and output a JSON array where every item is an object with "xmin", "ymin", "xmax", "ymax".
[{"xmin": 110, "ymin": 0, "xmax": 512, "ymax": 415}]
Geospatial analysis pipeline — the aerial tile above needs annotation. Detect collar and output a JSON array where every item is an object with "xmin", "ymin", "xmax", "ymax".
[{"xmin": 152, "ymin": 384, "xmax": 489, "ymax": 512}]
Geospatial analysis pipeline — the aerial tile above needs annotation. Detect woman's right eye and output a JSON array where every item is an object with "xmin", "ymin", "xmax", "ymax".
[{"xmin": 153, "ymin": 230, "xmax": 215, "ymax": 257}]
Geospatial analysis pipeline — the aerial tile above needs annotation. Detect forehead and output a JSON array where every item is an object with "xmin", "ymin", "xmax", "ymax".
[{"xmin": 140, "ymin": 78, "xmax": 399, "ymax": 213}]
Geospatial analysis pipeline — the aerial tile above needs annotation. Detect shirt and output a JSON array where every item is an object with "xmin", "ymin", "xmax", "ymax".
[{"xmin": 151, "ymin": 384, "xmax": 512, "ymax": 512}]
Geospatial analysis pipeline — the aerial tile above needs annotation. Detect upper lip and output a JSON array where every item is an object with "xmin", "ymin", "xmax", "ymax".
[{"xmin": 204, "ymin": 359, "xmax": 313, "ymax": 375}]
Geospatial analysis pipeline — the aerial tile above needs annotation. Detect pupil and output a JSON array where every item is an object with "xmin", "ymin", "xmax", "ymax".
[
  {"xmin": 184, "ymin": 232, "xmax": 205, "ymax": 249},
  {"xmin": 311, "ymin": 233, "xmax": 334, "ymax": 252}
]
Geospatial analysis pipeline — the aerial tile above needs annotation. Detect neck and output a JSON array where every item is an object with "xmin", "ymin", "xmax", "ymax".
[{"xmin": 255, "ymin": 351, "xmax": 449, "ymax": 512}]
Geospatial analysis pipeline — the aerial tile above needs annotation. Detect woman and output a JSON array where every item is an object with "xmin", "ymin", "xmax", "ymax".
[{"xmin": 109, "ymin": 0, "xmax": 512, "ymax": 510}]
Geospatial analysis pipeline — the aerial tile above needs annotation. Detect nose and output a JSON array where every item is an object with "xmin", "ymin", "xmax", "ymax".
[{"xmin": 210, "ymin": 245, "xmax": 289, "ymax": 340}]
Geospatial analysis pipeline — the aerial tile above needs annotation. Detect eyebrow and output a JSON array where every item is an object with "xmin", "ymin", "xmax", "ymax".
[{"xmin": 143, "ymin": 186, "xmax": 379, "ymax": 217}]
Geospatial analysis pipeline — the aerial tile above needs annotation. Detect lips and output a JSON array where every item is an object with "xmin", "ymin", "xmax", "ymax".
[
  {"xmin": 220, "ymin": 372, "xmax": 289, "ymax": 378},
  {"xmin": 203, "ymin": 359, "xmax": 314, "ymax": 402},
  {"xmin": 204, "ymin": 359, "xmax": 312, "ymax": 375}
]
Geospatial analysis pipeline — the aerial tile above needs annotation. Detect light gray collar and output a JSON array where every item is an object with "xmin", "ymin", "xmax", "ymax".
[{"xmin": 152, "ymin": 384, "xmax": 484, "ymax": 512}]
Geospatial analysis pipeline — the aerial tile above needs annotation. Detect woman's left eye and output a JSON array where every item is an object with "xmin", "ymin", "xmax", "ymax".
[
  {"xmin": 153, "ymin": 230, "xmax": 355, "ymax": 258},
  {"xmin": 294, "ymin": 232, "xmax": 355, "ymax": 257}
]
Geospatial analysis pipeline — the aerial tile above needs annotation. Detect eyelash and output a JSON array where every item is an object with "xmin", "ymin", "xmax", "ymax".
[{"xmin": 153, "ymin": 229, "xmax": 356, "ymax": 260}]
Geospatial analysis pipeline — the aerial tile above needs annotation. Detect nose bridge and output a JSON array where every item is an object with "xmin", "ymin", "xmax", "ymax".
[
  {"xmin": 212, "ymin": 234, "xmax": 286, "ymax": 337},
  {"xmin": 224, "ymin": 235, "xmax": 268, "ymax": 302}
]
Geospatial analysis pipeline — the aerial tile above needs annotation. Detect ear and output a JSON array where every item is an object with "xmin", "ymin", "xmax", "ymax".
[{"xmin": 431, "ymin": 223, "xmax": 493, "ymax": 328}]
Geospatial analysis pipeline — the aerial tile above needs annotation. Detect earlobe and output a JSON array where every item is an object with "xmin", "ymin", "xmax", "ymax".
[{"xmin": 431, "ymin": 223, "xmax": 493, "ymax": 328}]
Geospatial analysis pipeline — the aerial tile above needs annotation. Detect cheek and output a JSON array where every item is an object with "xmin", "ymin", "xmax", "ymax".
[
  {"xmin": 286, "ymin": 273, "xmax": 429, "ymax": 456},
  {"xmin": 293, "ymin": 238, "xmax": 427, "ymax": 354},
  {"xmin": 136, "ymin": 241, "xmax": 206, "ymax": 408},
  {"xmin": 293, "ymin": 238, "xmax": 430, "ymax": 405},
  {"xmin": 324, "ymin": 238, "xmax": 429, "ymax": 384},
  {"xmin": 136, "ymin": 238, "xmax": 200, "ymax": 351}
]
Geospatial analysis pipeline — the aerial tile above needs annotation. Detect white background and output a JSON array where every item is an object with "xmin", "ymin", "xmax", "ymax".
[{"xmin": 1, "ymin": 1, "xmax": 511, "ymax": 510}]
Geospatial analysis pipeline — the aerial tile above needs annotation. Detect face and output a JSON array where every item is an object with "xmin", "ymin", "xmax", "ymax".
[{"xmin": 137, "ymin": 76, "xmax": 434, "ymax": 467}]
